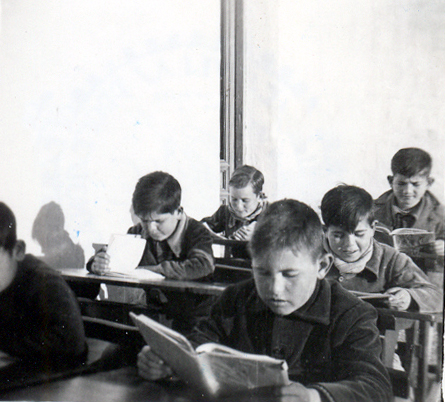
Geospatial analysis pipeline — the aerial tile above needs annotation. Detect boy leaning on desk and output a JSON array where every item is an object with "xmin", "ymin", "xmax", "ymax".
[
  {"xmin": 0, "ymin": 202, "xmax": 87, "ymax": 376},
  {"xmin": 138, "ymin": 199, "xmax": 393, "ymax": 402},
  {"xmin": 87, "ymin": 171, "xmax": 215, "ymax": 331}
]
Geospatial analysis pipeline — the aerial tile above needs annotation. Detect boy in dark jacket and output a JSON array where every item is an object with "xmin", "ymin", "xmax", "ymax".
[
  {"xmin": 88, "ymin": 171, "xmax": 214, "ymax": 331},
  {"xmin": 0, "ymin": 202, "xmax": 86, "ymax": 377},
  {"xmin": 138, "ymin": 199, "xmax": 392, "ymax": 402},
  {"xmin": 374, "ymin": 148, "xmax": 444, "ymax": 275}
]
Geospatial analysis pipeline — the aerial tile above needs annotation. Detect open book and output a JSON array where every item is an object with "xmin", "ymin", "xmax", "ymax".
[
  {"xmin": 391, "ymin": 228, "xmax": 435, "ymax": 256},
  {"xmin": 103, "ymin": 234, "xmax": 164, "ymax": 280},
  {"xmin": 130, "ymin": 313, "xmax": 289, "ymax": 397}
]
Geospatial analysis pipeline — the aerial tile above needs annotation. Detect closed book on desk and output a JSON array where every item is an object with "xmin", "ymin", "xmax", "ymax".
[{"xmin": 129, "ymin": 312, "xmax": 289, "ymax": 397}]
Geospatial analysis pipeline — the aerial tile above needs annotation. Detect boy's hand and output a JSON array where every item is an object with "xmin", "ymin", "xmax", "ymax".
[
  {"xmin": 273, "ymin": 382, "xmax": 321, "ymax": 402},
  {"xmin": 433, "ymin": 240, "xmax": 444, "ymax": 257},
  {"xmin": 421, "ymin": 240, "xmax": 444, "ymax": 256},
  {"xmin": 137, "ymin": 345, "xmax": 173, "ymax": 381},
  {"xmin": 91, "ymin": 247, "xmax": 110, "ymax": 275},
  {"xmin": 386, "ymin": 287, "xmax": 411, "ymax": 311},
  {"xmin": 231, "ymin": 222, "xmax": 256, "ymax": 241}
]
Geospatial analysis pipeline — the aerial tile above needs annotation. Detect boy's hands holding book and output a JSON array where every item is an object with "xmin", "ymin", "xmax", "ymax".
[
  {"xmin": 137, "ymin": 345, "xmax": 173, "ymax": 381},
  {"xmin": 385, "ymin": 287, "xmax": 411, "ymax": 311}
]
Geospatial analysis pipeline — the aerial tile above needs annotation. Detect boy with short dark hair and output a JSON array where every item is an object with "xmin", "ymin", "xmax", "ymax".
[
  {"xmin": 88, "ymin": 171, "xmax": 214, "ymax": 331},
  {"xmin": 0, "ymin": 202, "xmax": 87, "ymax": 374},
  {"xmin": 321, "ymin": 185, "xmax": 442, "ymax": 312},
  {"xmin": 89, "ymin": 171, "xmax": 214, "ymax": 279},
  {"xmin": 374, "ymin": 148, "xmax": 444, "ymax": 272},
  {"xmin": 138, "ymin": 199, "xmax": 392, "ymax": 402}
]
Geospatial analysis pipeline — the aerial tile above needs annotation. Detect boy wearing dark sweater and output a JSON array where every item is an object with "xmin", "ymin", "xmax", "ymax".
[
  {"xmin": 138, "ymin": 200, "xmax": 392, "ymax": 402},
  {"xmin": 88, "ymin": 171, "xmax": 214, "ymax": 331},
  {"xmin": 0, "ymin": 202, "xmax": 86, "ymax": 376}
]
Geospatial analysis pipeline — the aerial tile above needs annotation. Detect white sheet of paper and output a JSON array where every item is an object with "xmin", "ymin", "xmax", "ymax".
[{"xmin": 106, "ymin": 234, "xmax": 147, "ymax": 274}]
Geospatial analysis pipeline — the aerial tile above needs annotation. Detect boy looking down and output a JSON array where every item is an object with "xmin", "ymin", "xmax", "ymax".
[
  {"xmin": 87, "ymin": 171, "xmax": 214, "ymax": 331},
  {"xmin": 322, "ymin": 185, "xmax": 442, "ymax": 313},
  {"xmin": 374, "ymin": 148, "xmax": 444, "ymax": 274},
  {"xmin": 138, "ymin": 199, "xmax": 392, "ymax": 402}
]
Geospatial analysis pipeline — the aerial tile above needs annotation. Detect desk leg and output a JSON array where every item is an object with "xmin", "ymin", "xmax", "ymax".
[
  {"xmin": 382, "ymin": 329, "xmax": 399, "ymax": 367},
  {"xmin": 414, "ymin": 321, "xmax": 430, "ymax": 402}
]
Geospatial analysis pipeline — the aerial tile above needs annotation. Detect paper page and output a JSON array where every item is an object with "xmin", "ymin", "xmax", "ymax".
[{"xmin": 106, "ymin": 234, "xmax": 147, "ymax": 274}]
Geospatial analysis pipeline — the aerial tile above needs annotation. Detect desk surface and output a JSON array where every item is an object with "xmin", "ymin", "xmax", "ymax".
[
  {"xmin": 0, "ymin": 366, "xmax": 286, "ymax": 402},
  {"xmin": 57, "ymin": 268, "xmax": 228, "ymax": 296}
]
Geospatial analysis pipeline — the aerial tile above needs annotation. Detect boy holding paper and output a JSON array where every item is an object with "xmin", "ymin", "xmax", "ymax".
[
  {"xmin": 138, "ymin": 199, "xmax": 392, "ymax": 402},
  {"xmin": 87, "ymin": 171, "xmax": 214, "ymax": 330}
]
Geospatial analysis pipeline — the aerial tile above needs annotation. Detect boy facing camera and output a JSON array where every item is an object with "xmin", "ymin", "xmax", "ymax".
[
  {"xmin": 138, "ymin": 200, "xmax": 392, "ymax": 402},
  {"xmin": 322, "ymin": 185, "xmax": 442, "ymax": 312},
  {"xmin": 0, "ymin": 202, "xmax": 86, "ymax": 374},
  {"xmin": 375, "ymin": 148, "xmax": 444, "ymax": 261}
]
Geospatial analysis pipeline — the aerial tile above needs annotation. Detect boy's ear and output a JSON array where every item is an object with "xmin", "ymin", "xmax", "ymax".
[
  {"xmin": 317, "ymin": 253, "xmax": 333, "ymax": 280},
  {"xmin": 177, "ymin": 206, "xmax": 184, "ymax": 215},
  {"xmin": 387, "ymin": 175, "xmax": 394, "ymax": 186},
  {"xmin": 13, "ymin": 240, "xmax": 26, "ymax": 262},
  {"xmin": 427, "ymin": 177, "xmax": 435, "ymax": 186}
]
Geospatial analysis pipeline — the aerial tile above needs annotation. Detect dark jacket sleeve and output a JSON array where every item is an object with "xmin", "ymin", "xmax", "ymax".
[
  {"xmin": 311, "ymin": 302, "xmax": 392, "ymax": 402},
  {"xmin": 157, "ymin": 219, "xmax": 215, "ymax": 280},
  {"xmin": 382, "ymin": 245, "xmax": 443, "ymax": 312},
  {"xmin": 201, "ymin": 205, "xmax": 228, "ymax": 234}
]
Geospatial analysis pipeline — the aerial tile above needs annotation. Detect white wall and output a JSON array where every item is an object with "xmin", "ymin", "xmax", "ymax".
[
  {"xmin": 0, "ymin": 0, "xmax": 220, "ymax": 256},
  {"xmin": 244, "ymin": 0, "xmax": 444, "ymax": 213},
  {"xmin": 1, "ymin": 0, "xmax": 444, "ymax": 258}
]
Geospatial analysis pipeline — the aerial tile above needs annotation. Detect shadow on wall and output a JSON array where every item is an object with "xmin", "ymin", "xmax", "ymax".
[
  {"xmin": 32, "ymin": 202, "xmax": 100, "ymax": 300},
  {"xmin": 32, "ymin": 201, "xmax": 85, "ymax": 268}
]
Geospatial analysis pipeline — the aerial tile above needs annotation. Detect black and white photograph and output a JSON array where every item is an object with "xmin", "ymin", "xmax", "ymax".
[{"xmin": 0, "ymin": 1, "xmax": 443, "ymax": 401}]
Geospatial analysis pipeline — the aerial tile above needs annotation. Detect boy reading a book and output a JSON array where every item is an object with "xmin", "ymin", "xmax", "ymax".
[
  {"xmin": 88, "ymin": 171, "xmax": 214, "ymax": 330},
  {"xmin": 0, "ymin": 202, "xmax": 86, "ymax": 375},
  {"xmin": 321, "ymin": 185, "xmax": 442, "ymax": 312},
  {"xmin": 138, "ymin": 199, "xmax": 392, "ymax": 402},
  {"xmin": 374, "ymin": 148, "xmax": 444, "ymax": 274},
  {"xmin": 201, "ymin": 165, "xmax": 267, "ymax": 258}
]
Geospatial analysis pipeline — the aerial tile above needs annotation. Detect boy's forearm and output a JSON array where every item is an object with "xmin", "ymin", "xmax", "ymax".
[{"xmin": 156, "ymin": 251, "xmax": 214, "ymax": 279}]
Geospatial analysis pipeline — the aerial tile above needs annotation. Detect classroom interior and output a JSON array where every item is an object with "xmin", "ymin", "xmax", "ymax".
[{"xmin": 0, "ymin": 1, "xmax": 444, "ymax": 401}]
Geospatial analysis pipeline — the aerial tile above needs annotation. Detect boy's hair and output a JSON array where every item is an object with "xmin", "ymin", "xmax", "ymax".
[
  {"xmin": 321, "ymin": 185, "xmax": 375, "ymax": 233},
  {"xmin": 391, "ymin": 148, "xmax": 432, "ymax": 177},
  {"xmin": 132, "ymin": 172, "xmax": 181, "ymax": 216},
  {"xmin": 0, "ymin": 202, "xmax": 17, "ymax": 255},
  {"xmin": 249, "ymin": 199, "xmax": 323, "ymax": 262},
  {"xmin": 229, "ymin": 165, "xmax": 265, "ymax": 196}
]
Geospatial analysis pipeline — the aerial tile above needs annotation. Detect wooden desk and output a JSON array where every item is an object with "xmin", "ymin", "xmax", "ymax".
[
  {"xmin": 0, "ymin": 366, "xmax": 290, "ymax": 402},
  {"xmin": 0, "ymin": 367, "xmax": 197, "ymax": 402},
  {"xmin": 376, "ymin": 308, "xmax": 443, "ymax": 402},
  {"xmin": 57, "ymin": 268, "xmax": 227, "ymax": 297}
]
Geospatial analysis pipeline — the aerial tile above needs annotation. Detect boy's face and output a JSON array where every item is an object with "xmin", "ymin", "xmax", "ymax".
[
  {"xmin": 325, "ymin": 216, "xmax": 375, "ymax": 262},
  {"xmin": 389, "ymin": 173, "xmax": 432, "ymax": 211},
  {"xmin": 138, "ymin": 209, "xmax": 181, "ymax": 242},
  {"xmin": 229, "ymin": 184, "xmax": 260, "ymax": 218},
  {"xmin": 252, "ymin": 247, "xmax": 331, "ymax": 316}
]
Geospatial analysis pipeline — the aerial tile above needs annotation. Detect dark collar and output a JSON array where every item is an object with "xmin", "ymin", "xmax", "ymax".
[{"xmin": 247, "ymin": 280, "xmax": 331, "ymax": 325}]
